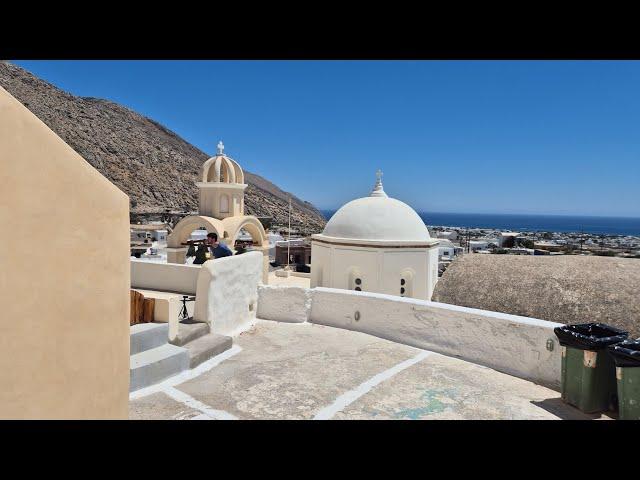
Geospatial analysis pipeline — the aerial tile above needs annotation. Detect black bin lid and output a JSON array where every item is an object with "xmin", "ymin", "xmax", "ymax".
[
  {"xmin": 607, "ymin": 340, "xmax": 640, "ymax": 368},
  {"xmin": 554, "ymin": 323, "xmax": 628, "ymax": 350}
]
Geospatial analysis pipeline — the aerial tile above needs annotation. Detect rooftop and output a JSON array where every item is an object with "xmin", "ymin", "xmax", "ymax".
[
  {"xmin": 129, "ymin": 320, "xmax": 608, "ymax": 420},
  {"xmin": 434, "ymin": 254, "xmax": 640, "ymax": 336}
]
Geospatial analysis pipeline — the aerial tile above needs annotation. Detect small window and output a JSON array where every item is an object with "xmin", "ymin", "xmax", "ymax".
[
  {"xmin": 355, "ymin": 287, "xmax": 362, "ymax": 291},
  {"xmin": 355, "ymin": 278, "xmax": 361, "ymax": 285},
  {"xmin": 400, "ymin": 287, "xmax": 405, "ymax": 295},
  {"xmin": 400, "ymin": 279, "xmax": 405, "ymax": 286},
  {"xmin": 220, "ymin": 194, "xmax": 230, "ymax": 213}
]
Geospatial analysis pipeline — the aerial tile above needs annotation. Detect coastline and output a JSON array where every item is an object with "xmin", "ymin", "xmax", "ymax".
[{"xmin": 321, "ymin": 210, "xmax": 640, "ymax": 237}]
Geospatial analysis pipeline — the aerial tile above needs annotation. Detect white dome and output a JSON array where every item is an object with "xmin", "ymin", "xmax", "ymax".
[{"xmin": 323, "ymin": 195, "xmax": 431, "ymax": 242}]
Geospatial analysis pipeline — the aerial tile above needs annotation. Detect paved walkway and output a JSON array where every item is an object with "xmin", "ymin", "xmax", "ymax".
[{"xmin": 129, "ymin": 320, "xmax": 607, "ymax": 420}]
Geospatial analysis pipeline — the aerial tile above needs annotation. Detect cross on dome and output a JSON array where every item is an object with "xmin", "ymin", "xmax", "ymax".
[
  {"xmin": 217, "ymin": 140, "xmax": 225, "ymax": 155},
  {"xmin": 370, "ymin": 169, "xmax": 388, "ymax": 197}
]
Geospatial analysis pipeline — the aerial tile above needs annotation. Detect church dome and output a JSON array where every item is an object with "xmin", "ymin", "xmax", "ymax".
[
  {"xmin": 200, "ymin": 141, "xmax": 245, "ymax": 184},
  {"xmin": 321, "ymin": 172, "xmax": 432, "ymax": 242}
]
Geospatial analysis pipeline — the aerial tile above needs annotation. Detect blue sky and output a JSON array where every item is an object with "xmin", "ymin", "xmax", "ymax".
[{"xmin": 13, "ymin": 60, "xmax": 640, "ymax": 217}]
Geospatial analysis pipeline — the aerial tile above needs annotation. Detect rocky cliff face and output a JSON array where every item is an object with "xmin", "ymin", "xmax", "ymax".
[{"xmin": 0, "ymin": 61, "xmax": 326, "ymax": 233}]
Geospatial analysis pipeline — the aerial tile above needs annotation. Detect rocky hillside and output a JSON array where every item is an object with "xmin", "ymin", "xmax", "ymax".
[{"xmin": 0, "ymin": 61, "xmax": 326, "ymax": 233}]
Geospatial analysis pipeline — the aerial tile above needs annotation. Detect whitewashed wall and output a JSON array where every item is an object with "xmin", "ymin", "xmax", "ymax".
[
  {"xmin": 310, "ymin": 288, "xmax": 561, "ymax": 389},
  {"xmin": 194, "ymin": 251, "xmax": 263, "ymax": 335},
  {"xmin": 131, "ymin": 260, "xmax": 200, "ymax": 294},
  {"xmin": 256, "ymin": 285, "xmax": 563, "ymax": 389},
  {"xmin": 257, "ymin": 285, "xmax": 311, "ymax": 323},
  {"xmin": 310, "ymin": 241, "xmax": 438, "ymax": 300}
]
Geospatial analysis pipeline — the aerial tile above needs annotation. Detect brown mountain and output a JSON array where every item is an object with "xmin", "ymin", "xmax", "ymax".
[{"xmin": 0, "ymin": 61, "xmax": 327, "ymax": 233}]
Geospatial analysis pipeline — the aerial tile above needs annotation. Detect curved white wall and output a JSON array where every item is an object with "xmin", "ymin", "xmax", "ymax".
[{"xmin": 257, "ymin": 285, "xmax": 563, "ymax": 389}]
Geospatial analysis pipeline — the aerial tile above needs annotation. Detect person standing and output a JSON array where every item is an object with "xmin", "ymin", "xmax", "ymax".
[{"xmin": 205, "ymin": 232, "xmax": 233, "ymax": 259}]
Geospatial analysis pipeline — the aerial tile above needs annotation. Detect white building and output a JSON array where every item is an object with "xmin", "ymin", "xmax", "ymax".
[
  {"xmin": 310, "ymin": 171, "xmax": 439, "ymax": 300},
  {"xmin": 469, "ymin": 240, "xmax": 490, "ymax": 252},
  {"xmin": 438, "ymin": 238, "xmax": 456, "ymax": 260},
  {"xmin": 437, "ymin": 231, "xmax": 458, "ymax": 241},
  {"xmin": 267, "ymin": 232, "xmax": 285, "ymax": 260},
  {"xmin": 190, "ymin": 229, "xmax": 208, "ymax": 242},
  {"xmin": 498, "ymin": 232, "xmax": 520, "ymax": 248},
  {"xmin": 152, "ymin": 229, "xmax": 168, "ymax": 243}
]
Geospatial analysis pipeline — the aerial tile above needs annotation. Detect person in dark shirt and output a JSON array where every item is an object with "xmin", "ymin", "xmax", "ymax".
[
  {"xmin": 192, "ymin": 244, "xmax": 209, "ymax": 264},
  {"xmin": 205, "ymin": 232, "xmax": 233, "ymax": 259}
]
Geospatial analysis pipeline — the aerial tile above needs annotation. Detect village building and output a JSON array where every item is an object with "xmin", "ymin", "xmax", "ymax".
[
  {"xmin": 267, "ymin": 232, "xmax": 285, "ymax": 260},
  {"xmin": 275, "ymin": 239, "xmax": 311, "ymax": 267},
  {"xmin": 436, "ymin": 230, "xmax": 459, "ymax": 241},
  {"xmin": 498, "ymin": 231, "xmax": 521, "ymax": 248}
]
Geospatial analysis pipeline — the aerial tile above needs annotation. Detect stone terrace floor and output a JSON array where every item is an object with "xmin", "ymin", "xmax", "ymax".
[{"xmin": 129, "ymin": 320, "xmax": 611, "ymax": 420}]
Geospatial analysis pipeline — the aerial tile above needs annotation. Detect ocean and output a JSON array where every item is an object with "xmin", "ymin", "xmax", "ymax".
[{"xmin": 320, "ymin": 210, "xmax": 640, "ymax": 236}]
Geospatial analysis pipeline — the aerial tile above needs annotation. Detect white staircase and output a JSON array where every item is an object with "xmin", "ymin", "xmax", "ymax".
[
  {"xmin": 130, "ymin": 323, "xmax": 189, "ymax": 392},
  {"xmin": 129, "ymin": 322, "xmax": 233, "ymax": 392}
]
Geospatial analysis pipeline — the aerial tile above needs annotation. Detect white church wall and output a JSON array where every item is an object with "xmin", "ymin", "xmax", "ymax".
[
  {"xmin": 429, "ymin": 247, "xmax": 439, "ymax": 297},
  {"xmin": 380, "ymin": 249, "xmax": 429, "ymax": 299},
  {"xmin": 312, "ymin": 241, "xmax": 437, "ymax": 300},
  {"xmin": 331, "ymin": 247, "xmax": 379, "ymax": 292},
  {"xmin": 310, "ymin": 242, "xmax": 331, "ymax": 288}
]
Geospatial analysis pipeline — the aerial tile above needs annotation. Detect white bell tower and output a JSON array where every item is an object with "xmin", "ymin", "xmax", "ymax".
[{"xmin": 196, "ymin": 141, "xmax": 248, "ymax": 219}]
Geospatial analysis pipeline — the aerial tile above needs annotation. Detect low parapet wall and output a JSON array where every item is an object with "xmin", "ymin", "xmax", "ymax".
[
  {"xmin": 131, "ymin": 253, "xmax": 263, "ymax": 336},
  {"xmin": 257, "ymin": 285, "xmax": 311, "ymax": 323},
  {"xmin": 131, "ymin": 260, "xmax": 200, "ymax": 295},
  {"xmin": 257, "ymin": 285, "xmax": 563, "ymax": 389}
]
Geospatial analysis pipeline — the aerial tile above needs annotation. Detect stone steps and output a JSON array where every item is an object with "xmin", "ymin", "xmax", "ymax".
[
  {"xmin": 184, "ymin": 333, "xmax": 233, "ymax": 368},
  {"xmin": 130, "ymin": 343, "xmax": 190, "ymax": 392},
  {"xmin": 170, "ymin": 321, "xmax": 210, "ymax": 347},
  {"xmin": 129, "ymin": 321, "xmax": 232, "ymax": 392},
  {"xmin": 130, "ymin": 323, "xmax": 170, "ymax": 355}
]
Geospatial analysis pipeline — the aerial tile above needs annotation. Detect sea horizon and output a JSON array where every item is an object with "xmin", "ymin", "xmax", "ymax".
[{"xmin": 319, "ymin": 210, "xmax": 640, "ymax": 236}]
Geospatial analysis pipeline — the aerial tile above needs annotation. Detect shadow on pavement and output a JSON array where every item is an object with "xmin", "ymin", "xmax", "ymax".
[{"xmin": 531, "ymin": 398, "xmax": 616, "ymax": 420}]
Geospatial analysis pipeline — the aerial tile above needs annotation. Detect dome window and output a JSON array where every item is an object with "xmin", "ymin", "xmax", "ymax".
[{"xmin": 400, "ymin": 270, "xmax": 414, "ymax": 298}]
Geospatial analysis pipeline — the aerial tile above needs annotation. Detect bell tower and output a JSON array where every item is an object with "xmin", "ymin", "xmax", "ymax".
[{"xmin": 196, "ymin": 141, "xmax": 247, "ymax": 219}]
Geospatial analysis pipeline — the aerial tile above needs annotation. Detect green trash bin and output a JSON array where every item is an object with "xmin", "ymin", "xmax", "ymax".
[
  {"xmin": 607, "ymin": 340, "xmax": 640, "ymax": 420},
  {"xmin": 554, "ymin": 323, "xmax": 628, "ymax": 414}
]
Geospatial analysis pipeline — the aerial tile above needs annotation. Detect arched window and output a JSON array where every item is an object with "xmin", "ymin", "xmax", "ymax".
[
  {"xmin": 220, "ymin": 194, "xmax": 230, "ymax": 213},
  {"xmin": 400, "ymin": 269, "xmax": 414, "ymax": 298},
  {"xmin": 348, "ymin": 268, "xmax": 363, "ymax": 292}
]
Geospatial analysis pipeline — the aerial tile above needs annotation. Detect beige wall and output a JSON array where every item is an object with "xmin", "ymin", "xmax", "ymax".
[{"xmin": 0, "ymin": 86, "xmax": 130, "ymax": 419}]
